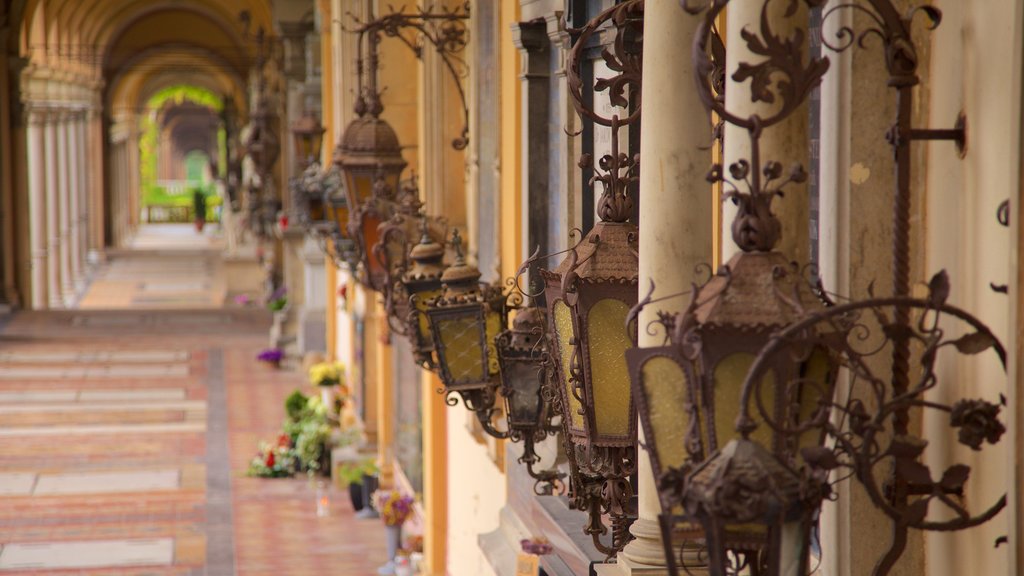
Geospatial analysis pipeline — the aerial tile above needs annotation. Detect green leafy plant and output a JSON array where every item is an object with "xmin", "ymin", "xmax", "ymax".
[
  {"xmin": 192, "ymin": 188, "xmax": 208, "ymax": 221},
  {"xmin": 337, "ymin": 458, "xmax": 379, "ymax": 486},
  {"xmin": 284, "ymin": 390, "xmax": 308, "ymax": 421}
]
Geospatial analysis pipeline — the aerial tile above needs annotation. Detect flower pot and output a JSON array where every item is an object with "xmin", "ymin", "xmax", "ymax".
[
  {"xmin": 349, "ymin": 481, "xmax": 365, "ymax": 512},
  {"xmin": 356, "ymin": 473, "xmax": 380, "ymax": 519},
  {"xmin": 319, "ymin": 386, "xmax": 335, "ymax": 410},
  {"xmin": 377, "ymin": 524, "xmax": 402, "ymax": 575},
  {"xmin": 195, "ymin": 218, "xmax": 205, "ymax": 232}
]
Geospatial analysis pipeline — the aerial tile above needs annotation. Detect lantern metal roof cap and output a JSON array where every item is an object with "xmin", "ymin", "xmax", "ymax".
[
  {"xmin": 334, "ymin": 114, "xmax": 404, "ymax": 160},
  {"xmin": 403, "ymin": 225, "xmax": 446, "ymax": 284},
  {"xmin": 440, "ymin": 230, "xmax": 482, "ymax": 295},
  {"xmin": 680, "ymin": 250, "xmax": 825, "ymax": 335},
  {"xmin": 409, "ymin": 233, "xmax": 445, "ymax": 263},
  {"xmin": 290, "ymin": 110, "xmax": 325, "ymax": 136},
  {"xmin": 682, "ymin": 438, "xmax": 806, "ymax": 525},
  {"xmin": 548, "ymin": 221, "xmax": 639, "ymax": 284}
]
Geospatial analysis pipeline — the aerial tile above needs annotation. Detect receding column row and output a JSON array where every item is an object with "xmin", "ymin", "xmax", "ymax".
[{"xmin": 24, "ymin": 105, "xmax": 93, "ymax": 310}]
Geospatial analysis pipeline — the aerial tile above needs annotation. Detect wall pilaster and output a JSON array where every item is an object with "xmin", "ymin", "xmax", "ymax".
[
  {"xmin": 44, "ymin": 110, "xmax": 63, "ymax": 309},
  {"xmin": 26, "ymin": 107, "xmax": 49, "ymax": 309},
  {"xmin": 56, "ymin": 111, "xmax": 74, "ymax": 303}
]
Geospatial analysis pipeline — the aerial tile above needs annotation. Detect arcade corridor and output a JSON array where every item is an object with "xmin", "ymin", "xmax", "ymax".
[{"xmin": 0, "ymin": 226, "xmax": 387, "ymax": 574}]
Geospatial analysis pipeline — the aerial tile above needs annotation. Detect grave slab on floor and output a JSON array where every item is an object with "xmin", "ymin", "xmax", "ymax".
[
  {"xmin": 33, "ymin": 469, "xmax": 179, "ymax": 495},
  {"xmin": 0, "ymin": 473, "xmax": 36, "ymax": 496},
  {"xmin": 0, "ymin": 538, "xmax": 174, "ymax": 569}
]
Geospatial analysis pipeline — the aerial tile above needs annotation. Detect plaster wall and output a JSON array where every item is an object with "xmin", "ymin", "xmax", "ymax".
[
  {"xmin": 446, "ymin": 410, "xmax": 502, "ymax": 576},
  {"xmin": 923, "ymin": 1, "xmax": 1020, "ymax": 574}
]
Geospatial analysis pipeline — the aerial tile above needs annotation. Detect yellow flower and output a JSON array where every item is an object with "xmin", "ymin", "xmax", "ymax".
[{"xmin": 308, "ymin": 361, "xmax": 346, "ymax": 387}]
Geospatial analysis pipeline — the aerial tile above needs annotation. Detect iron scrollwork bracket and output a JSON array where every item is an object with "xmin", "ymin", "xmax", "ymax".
[{"xmin": 345, "ymin": 2, "xmax": 472, "ymax": 150}]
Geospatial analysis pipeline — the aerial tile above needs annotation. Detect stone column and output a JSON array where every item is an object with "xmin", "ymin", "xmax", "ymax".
[
  {"xmin": 57, "ymin": 111, "xmax": 74, "ymax": 303},
  {"xmin": 597, "ymin": 1, "xmax": 711, "ymax": 574},
  {"xmin": 721, "ymin": 0, "xmax": 810, "ymax": 262},
  {"xmin": 87, "ymin": 107, "xmax": 104, "ymax": 263},
  {"xmin": 44, "ymin": 111, "xmax": 63, "ymax": 309},
  {"xmin": 26, "ymin": 108, "xmax": 49, "ymax": 309},
  {"xmin": 69, "ymin": 111, "xmax": 83, "ymax": 290},
  {"xmin": 510, "ymin": 20, "xmax": 550, "ymax": 279},
  {"xmin": 77, "ymin": 112, "xmax": 90, "ymax": 274}
]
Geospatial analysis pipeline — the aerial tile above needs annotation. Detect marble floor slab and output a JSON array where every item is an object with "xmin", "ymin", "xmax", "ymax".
[
  {"xmin": 0, "ymin": 538, "xmax": 174, "ymax": 569},
  {"xmin": 0, "ymin": 391, "xmax": 77, "ymax": 403},
  {"xmin": 0, "ymin": 422, "xmax": 205, "ymax": 437},
  {"xmin": 0, "ymin": 400, "xmax": 204, "ymax": 413},
  {"xmin": 0, "ymin": 473, "xmax": 36, "ymax": 496},
  {"xmin": 0, "ymin": 389, "xmax": 188, "ymax": 404},
  {"xmin": 77, "ymin": 388, "xmax": 188, "ymax": 402},
  {"xmin": 0, "ymin": 364, "xmax": 189, "ymax": 379},
  {"xmin": 33, "ymin": 469, "xmax": 180, "ymax": 495},
  {"xmin": 0, "ymin": 350, "xmax": 189, "ymax": 363}
]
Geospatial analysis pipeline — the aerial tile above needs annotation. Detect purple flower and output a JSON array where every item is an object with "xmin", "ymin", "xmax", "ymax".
[{"xmin": 258, "ymin": 348, "xmax": 284, "ymax": 363}]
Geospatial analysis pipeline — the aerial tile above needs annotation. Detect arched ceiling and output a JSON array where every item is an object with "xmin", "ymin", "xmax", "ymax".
[{"xmin": 14, "ymin": 0, "xmax": 273, "ymax": 117}]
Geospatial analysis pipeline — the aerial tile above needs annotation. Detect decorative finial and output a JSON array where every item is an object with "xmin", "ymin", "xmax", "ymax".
[{"xmin": 450, "ymin": 229, "xmax": 465, "ymax": 265}]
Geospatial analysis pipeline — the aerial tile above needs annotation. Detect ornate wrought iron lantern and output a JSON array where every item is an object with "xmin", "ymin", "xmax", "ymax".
[
  {"xmin": 374, "ymin": 180, "xmax": 449, "ymax": 367},
  {"xmin": 424, "ymin": 231, "xmax": 509, "ymax": 437},
  {"xmin": 290, "ymin": 162, "xmax": 326, "ymax": 228},
  {"xmin": 334, "ymin": 3, "xmax": 470, "ymax": 291},
  {"xmin": 527, "ymin": 0, "xmax": 643, "ymax": 557},
  {"xmin": 494, "ymin": 303, "xmax": 564, "ymax": 493},
  {"xmin": 625, "ymin": 1, "xmax": 1010, "ymax": 575},
  {"xmin": 322, "ymin": 171, "xmax": 359, "ymax": 270},
  {"xmin": 627, "ymin": 207, "xmax": 838, "ymax": 574},
  {"xmin": 290, "ymin": 110, "xmax": 325, "ymax": 170},
  {"xmin": 334, "ymin": 114, "xmax": 405, "ymax": 289}
]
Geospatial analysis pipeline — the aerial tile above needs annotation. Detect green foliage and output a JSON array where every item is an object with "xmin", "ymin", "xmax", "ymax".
[
  {"xmin": 284, "ymin": 390, "xmax": 309, "ymax": 421},
  {"xmin": 295, "ymin": 419, "xmax": 331, "ymax": 473},
  {"xmin": 148, "ymin": 85, "xmax": 224, "ymax": 113},
  {"xmin": 192, "ymin": 188, "xmax": 207, "ymax": 219},
  {"xmin": 336, "ymin": 458, "xmax": 379, "ymax": 486},
  {"xmin": 138, "ymin": 85, "xmax": 226, "ymax": 202}
]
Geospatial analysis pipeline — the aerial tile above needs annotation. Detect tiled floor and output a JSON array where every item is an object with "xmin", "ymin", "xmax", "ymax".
[{"xmin": 0, "ymin": 226, "xmax": 389, "ymax": 575}]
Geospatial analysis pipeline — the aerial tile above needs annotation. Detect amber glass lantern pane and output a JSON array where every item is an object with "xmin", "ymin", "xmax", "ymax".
[
  {"xmin": 552, "ymin": 300, "xmax": 584, "ymax": 434},
  {"xmin": 308, "ymin": 195, "xmax": 325, "ymax": 223},
  {"xmin": 343, "ymin": 169, "xmax": 375, "ymax": 207},
  {"xmin": 586, "ymin": 298, "xmax": 632, "ymax": 438},
  {"xmin": 640, "ymin": 356, "xmax": 689, "ymax": 474},
  {"xmin": 327, "ymin": 195, "xmax": 349, "ymax": 237},
  {"xmin": 429, "ymin": 304, "xmax": 496, "ymax": 390},
  {"xmin": 361, "ymin": 213, "xmax": 385, "ymax": 282},
  {"xmin": 711, "ymin": 352, "xmax": 775, "ymax": 452},
  {"xmin": 411, "ymin": 288, "xmax": 442, "ymax": 352}
]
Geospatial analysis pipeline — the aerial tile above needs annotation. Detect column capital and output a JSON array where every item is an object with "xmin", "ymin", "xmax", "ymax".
[{"xmin": 510, "ymin": 19, "xmax": 549, "ymax": 54}]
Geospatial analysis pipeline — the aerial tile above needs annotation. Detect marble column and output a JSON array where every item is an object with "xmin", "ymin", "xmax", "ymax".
[
  {"xmin": 44, "ymin": 111, "xmax": 62, "ymax": 309},
  {"xmin": 57, "ymin": 111, "xmax": 74, "ymax": 303},
  {"xmin": 26, "ymin": 108, "xmax": 48, "ymax": 309},
  {"xmin": 597, "ymin": 1, "xmax": 711, "ymax": 574},
  {"xmin": 77, "ymin": 112, "xmax": 90, "ymax": 275},
  {"xmin": 69, "ymin": 111, "xmax": 83, "ymax": 290},
  {"xmin": 87, "ymin": 108, "xmax": 104, "ymax": 262}
]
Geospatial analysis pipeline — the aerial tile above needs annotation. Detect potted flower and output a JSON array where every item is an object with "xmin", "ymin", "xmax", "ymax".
[
  {"xmin": 266, "ymin": 285, "xmax": 288, "ymax": 312},
  {"xmin": 337, "ymin": 458, "xmax": 378, "ymax": 512},
  {"xmin": 373, "ymin": 490, "xmax": 416, "ymax": 575},
  {"xmin": 257, "ymin": 347, "xmax": 284, "ymax": 368},
  {"xmin": 308, "ymin": 360, "xmax": 346, "ymax": 406},
  {"xmin": 245, "ymin": 435, "xmax": 295, "ymax": 477},
  {"xmin": 192, "ymin": 188, "xmax": 207, "ymax": 232}
]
